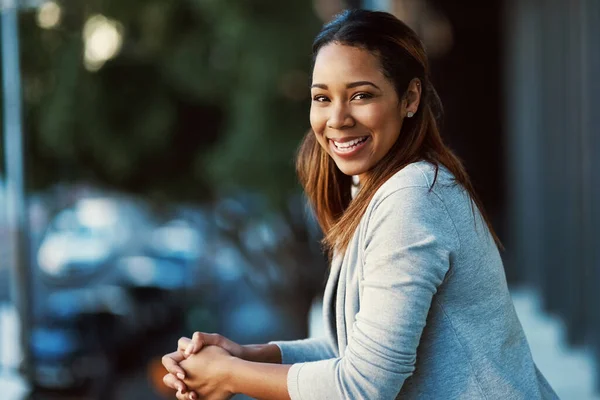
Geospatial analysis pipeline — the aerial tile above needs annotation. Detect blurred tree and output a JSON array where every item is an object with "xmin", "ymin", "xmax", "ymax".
[
  {"xmin": 17, "ymin": 0, "xmax": 321, "ymax": 206},
  {"xmin": 11, "ymin": 0, "xmax": 328, "ymax": 339}
]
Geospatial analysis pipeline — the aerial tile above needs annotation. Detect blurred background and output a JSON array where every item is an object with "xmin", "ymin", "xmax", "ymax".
[{"xmin": 0, "ymin": 0, "xmax": 598, "ymax": 399}]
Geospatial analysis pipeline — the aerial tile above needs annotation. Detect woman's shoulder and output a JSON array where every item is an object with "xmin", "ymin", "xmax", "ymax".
[
  {"xmin": 372, "ymin": 160, "xmax": 455, "ymax": 205},
  {"xmin": 363, "ymin": 161, "xmax": 461, "ymax": 249}
]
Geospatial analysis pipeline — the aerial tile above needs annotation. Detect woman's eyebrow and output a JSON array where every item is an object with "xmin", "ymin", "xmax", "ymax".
[
  {"xmin": 310, "ymin": 81, "xmax": 381, "ymax": 90},
  {"xmin": 346, "ymin": 81, "xmax": 380, "ymax": 90}
]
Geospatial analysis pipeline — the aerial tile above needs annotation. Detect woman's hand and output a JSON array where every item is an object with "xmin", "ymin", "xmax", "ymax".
[
  {"xmin": 184, "ymin": 332, "xmax": 282, "ymax": 364},
  {"xmin": 162, "ymin": 337, "xmax": 202, "ymax": 398},
  {"xmin": 162, "ymin": 333, "xmax": 245, "ymax": 399},
  {"xmin": 184, "ymin": 332, "xmax": 245, "ymax": 358},
  {"xmin": 162, "ymin": 348, "xmax": 199, "ymax": 399},
  {"xmin": 179, "ymin": 345, "xmax": 236, "ymax": 400},
  {"xmin": 164, "ymin": 336, "xmax": 289, "ymax": 400}
]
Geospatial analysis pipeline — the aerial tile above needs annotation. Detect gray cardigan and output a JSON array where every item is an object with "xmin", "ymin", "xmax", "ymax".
[{"xmin": 272, "ymin": 161, "xmax": 558, "ymax": 399}]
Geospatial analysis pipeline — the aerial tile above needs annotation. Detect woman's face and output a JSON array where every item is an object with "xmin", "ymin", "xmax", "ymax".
[{"xmin": 310, "ymin": 43, "xmax": 417, "ymax": 179}]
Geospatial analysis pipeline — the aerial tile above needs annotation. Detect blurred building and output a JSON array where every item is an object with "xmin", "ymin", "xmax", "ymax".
[{"xmin": 504, "ymin": 0, "xmax": 600, "ymax": 379}]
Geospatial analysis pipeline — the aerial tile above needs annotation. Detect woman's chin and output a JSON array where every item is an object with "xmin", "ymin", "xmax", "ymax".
[{"xmin": 334, "ymin": 162, "xmax": 369, "ymax": 177}]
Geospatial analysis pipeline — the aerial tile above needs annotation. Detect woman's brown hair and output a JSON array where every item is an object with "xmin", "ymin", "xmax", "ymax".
[{"xmin": 297, "ymin": 9, "xmax": 501, "ymax": 257}]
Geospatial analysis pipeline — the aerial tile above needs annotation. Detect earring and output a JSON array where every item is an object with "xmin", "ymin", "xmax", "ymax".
[{"xmin": 407, "ymin": 111, "xmax": 414, "ymax": 118}]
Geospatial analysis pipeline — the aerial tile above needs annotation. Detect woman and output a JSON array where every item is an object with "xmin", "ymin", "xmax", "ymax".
[{"xmin": 162, "ymin": 9, "xmax": 559, "ymax": 400}]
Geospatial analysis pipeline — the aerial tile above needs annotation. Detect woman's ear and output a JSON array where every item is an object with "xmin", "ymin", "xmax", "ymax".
[{"xmin": 403, "ymin": 78, "xmax": 422, "ymax": 117}]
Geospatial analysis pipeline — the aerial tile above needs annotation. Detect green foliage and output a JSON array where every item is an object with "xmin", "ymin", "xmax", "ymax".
[{"xmin": 17, "ymin": 0, "xmax": 321, "ymax": 205}]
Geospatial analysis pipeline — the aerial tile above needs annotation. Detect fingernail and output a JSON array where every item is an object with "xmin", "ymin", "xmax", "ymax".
[
  {"xmin": 177, "ymin": 373, "xmax": 185, "ymax": 380},
  {"xmin": 189, "ymin": 393, "xmax": 197, "ymax": 400},
  {"xmin": 185, "ymin": 345, "xmax": 193, "ymax": 355}
]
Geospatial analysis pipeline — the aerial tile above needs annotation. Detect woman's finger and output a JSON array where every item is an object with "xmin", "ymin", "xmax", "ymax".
[
  {"xmin": 161, "ymin": 352, "xmax": 187, "ymax": 380},
  {"xmin": 177, "ymin": 336, "xmax": 192, "ymax": 353},
  {"xmin": 162, "ymin": 373, "xmax": 186, "ymax": 393},
  {"xmin": 185, "ymin": 331, "xmax": 204, "ymax": 356},
  {"xmin": 184, "ymin": 331, "xmax": 226, "ymax": 356},
  {"xmin": 180, "ymin": 332, "xmax": 205, "ymax": 356},
  {"xmin": 187, "ymin": 391, "xmax": 198, "ymax": 400},
  {"xmin": 176, "ymin": 389, "xmax": 187, "ymax": 400},
  {"xmin": 176, "ymin": 388, "xmax": 198, "ymax": 400}
]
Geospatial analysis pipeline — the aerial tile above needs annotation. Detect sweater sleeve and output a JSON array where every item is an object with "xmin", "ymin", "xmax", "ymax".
[
  {"xmin": 285, "ymin": 186, "xmax": 460, "ymax": 400},
  {"xmin": 269, "ymin": 337, "xmax": 337, "ymax": 364}
]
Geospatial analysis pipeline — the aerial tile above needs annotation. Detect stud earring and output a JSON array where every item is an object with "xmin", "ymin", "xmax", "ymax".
[{"xmin": 407, "ymin": 111, "xmax": 414, "ymax": 118}]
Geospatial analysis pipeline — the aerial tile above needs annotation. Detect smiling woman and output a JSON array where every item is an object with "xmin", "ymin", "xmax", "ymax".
[
  {"xmin": 309, "ymin": 44, "xmax": 408, "ymax": 179},
  {"xmin": 297, "ymin": 9, "xmax": 496, "ymax": 257},
  {"xmin": 161, "ymin": 9, "xmax": 560, "ymax": 400}
]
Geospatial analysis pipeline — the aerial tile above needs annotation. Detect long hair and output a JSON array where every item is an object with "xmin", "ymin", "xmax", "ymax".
[{"xmin": 297, "ymin": 9, "xmax": 501, "ymax": 257}]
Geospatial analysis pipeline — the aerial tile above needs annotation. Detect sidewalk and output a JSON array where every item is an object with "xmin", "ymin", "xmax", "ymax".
[
  {"xmin": 0, "ymin": 372, "xmax": 28, "ymax": 400},
  {"xmin": 0, "ymin": 303, "xmax": 30, "ymax": 400},
  {"xmin": 511, "ymin": 287, "xmax": 599, "ymax": 400}
]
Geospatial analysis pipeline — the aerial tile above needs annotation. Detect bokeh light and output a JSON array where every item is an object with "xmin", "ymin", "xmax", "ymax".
[
  {"xmin": 82, "ymin": 14, "xmax": 124, "ymax": 72},
  {"xmin": 36, "ymin": 1, "xmax": 62, "ymax": 30}
]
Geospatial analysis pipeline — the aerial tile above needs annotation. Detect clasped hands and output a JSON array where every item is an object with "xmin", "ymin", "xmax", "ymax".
[{"xmin": 162, "ymin": 332, "xmax": 244, "ymax": 400}]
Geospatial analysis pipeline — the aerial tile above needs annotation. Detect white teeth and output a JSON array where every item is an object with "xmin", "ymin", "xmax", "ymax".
[{"xmin": 333, "ymin": 136, "xmax": 368, "ymax": 149}]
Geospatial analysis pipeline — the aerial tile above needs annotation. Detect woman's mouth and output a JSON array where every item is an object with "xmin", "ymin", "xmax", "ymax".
[{"xmin": 329, "ymin": 136, "xmax": 370, "ymax": 157}]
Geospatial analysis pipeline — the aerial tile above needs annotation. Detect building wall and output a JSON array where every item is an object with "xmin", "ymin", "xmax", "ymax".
[{"xmin": 505, "ymin": 0, "xmax": 600, "ymax": 377}]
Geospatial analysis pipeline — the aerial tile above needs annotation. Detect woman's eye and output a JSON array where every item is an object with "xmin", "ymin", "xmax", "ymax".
[
  {"xmin": 312, "ymin": 95, "xmax": 329, "ymax": 102},
  {"xmin": 352, "ymin": 92, "xmax": 372, "ymax": 100}
]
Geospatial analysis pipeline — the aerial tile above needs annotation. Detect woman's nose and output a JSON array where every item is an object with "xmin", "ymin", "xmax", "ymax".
[{"xmin": 327, "ymin": 103, "xmax": 354, "ymax": 129}]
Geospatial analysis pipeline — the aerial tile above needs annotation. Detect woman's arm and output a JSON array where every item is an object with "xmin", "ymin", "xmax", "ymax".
[
  {"xmin": 273, "ymin": 186, "xmax": 459, "ymax": 399},
  {"xmin": 182, "ymin": 332, "xmax": 335, "ymax": 365},
  {"xmin": 268, "ymin": 337, "xmax": 336, "ymax": 364},
  {"xmin": 163, "ymin": 334, "xmax": 334, "ymax": 398},
  {"xmin": 182, "ymin": 332, "xmax": 335, "ymax": 364},
  {"xmin": 175, "ymin": 189, "xmax": 457, "ymax": 400},
  {"xmin": 241, "ymin": 343, "xmax": 282, "ymax": 364},
  {"xmin": 177, "ymin": 345, "xmax": 292, "ymax": 400},
  {"xmin": 225, "ymin": 357, "xmax": 292, "ymax": 400},
  {"xmin": 163, "ymin": 335, "xmax": 283, "ymax": 397}
]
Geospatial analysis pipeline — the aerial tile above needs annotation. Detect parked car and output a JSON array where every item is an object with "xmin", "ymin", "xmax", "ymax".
[
  {"xmin": 31, "ymin": 197, "xmax": 198, "ymax": 395},
  {"xmin": 36, "ymin": 198, "xmax": 135, "ymax": 285}
]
